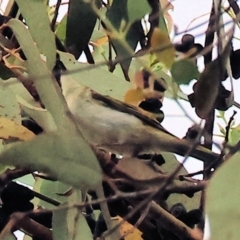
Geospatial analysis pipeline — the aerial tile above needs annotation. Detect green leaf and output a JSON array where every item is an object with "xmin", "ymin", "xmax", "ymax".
[
  {"xmin": 206, "ymin": 152, "xmax": 240, "ymax": 240},
  {"xmin": 110, "ymin": 22, "xmax": 144, "ymax": 80},
  {"xmin": 0, "ymin": 131, "xmax": 102, "ymax": 190},
  {"xmin": 52, "ymin": 189, "xmax": 92, "ymax": 240},
  {"xmin": 106, "ymin": 0, "xmax": 145, "ymax": 80},
  {"xmin": 59, "ymin": 51, "xmax": 131, "ymax": 101},
  {"xmin": 1, "ymin": 232, "xmax": 16, "ymax": 240},
  {"xmin": 0, "ymin": 82, "xmax": 21, "ymax": 124},
  {"xmin": 16, "ymin": 95, "xmax": 57, "ymax": 132},
  {"xmin": 0, "ymin": 62, "xmax": 15, "ymax": 80},
  {"xmin": 15, "ymin": 0, "xmax": 56, "ymax": 70},
  {"xmin": 217, "ymin": 110, "xmax": 226, "ymax": 120},
  {"xmin": 91, "ymin": 18, "xmax": 107, "ymax": 42},
  {"xmin": 127, "ymin": 0, "xmax": 151, "ymax": 23},
  {"xmin": 5, "ymin": 20, "xmax": 102, "ymax": 190},
  {"xmin": 217, "ymin": 123, "xmax": 226, "ymax": 135},
  {"xmin": 106, "ymin": 0, "xmax": 128, "ymax": 30},
  {"xmin": 34, "ymin": 178, "xmax": 70, "ymax": 209},
  {"xmin": 65, "ymin": 0, "xmax": 101, "ymax": 59},
  {"xmin": 229, "ymin": 125, "xmax": 240, "ymax": 145},
  {"xmin": 158, "ymin": 0, "xmax": 168, "ymax": 33},
  {"xmin": 0, "ymin": 140, "xmax": 8, "ymax": 176},
  {"xmin": 23, "ymin": 235, "xmax": 31, "ymax": 240},
  {"xmin": 56, "ymin": 14, "xmax": 67, "ymax": 42},
  {"xmin": 171, "ymin": 59, "xmax": 200, "ymax": 85},
  {"xmin": 16, "ymin": 174, "xmax": 35, "ymax": 187},
  {"xmin": 7, "ymin": 18, "xmax": 71, "ymax": 130}
]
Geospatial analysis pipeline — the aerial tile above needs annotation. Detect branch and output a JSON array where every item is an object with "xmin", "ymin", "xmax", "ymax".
[
  {"xmin": 224, "ymin": 110, "xmax": 237, "ymax": 143},
  {"xmin": 0, "ymin": 168, "xmax": 30, "ymax": 185},
  {"xmin": 0, "ymin": 212, "xmax": 52, "ymax": 240},
  {"xmin": 50, "ymin": 0, "xmax": 62, "ymax": 31},
  {"xmin": 228, "ymin": 0, "xmax": 240, "ymax": 19},
  {"xmin": 149, "ymin": 201, "xmax": 202, "ymax": 240},
  {"xmin": 165, "ymin": 181, "xmax": 207, "ymax": 196}
]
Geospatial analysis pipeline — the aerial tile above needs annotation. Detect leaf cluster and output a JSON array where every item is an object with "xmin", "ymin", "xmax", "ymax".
[{"xmin": 0, "ymin": 1, "xmax": 239, "ymax": 240}]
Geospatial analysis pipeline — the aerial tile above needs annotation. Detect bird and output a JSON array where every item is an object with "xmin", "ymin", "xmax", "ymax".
[{"xmin": 58, "ymin": 69, "xmax": 219, "ymax": 163}]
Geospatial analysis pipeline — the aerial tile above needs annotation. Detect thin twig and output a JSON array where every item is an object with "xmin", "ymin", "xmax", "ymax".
[
  {"xmin": 225, "ymin": 110, "xmax": 237, "ymax": 143},
  {"xmin": 228, "ymin": 0, "xmax": 240, "ymax": 20},
  {"xmin": 0, "ymin": 168, "xmax": 30, "ymax": 185},
  {"xmin": 102, "ymin": 130, "xmax": 204, "ymax": 239},
  {"xmin": 50, "ymin": 0, "xmax": 61, "ymax": 31},
  {"xmin": 0, "ymin": 212, "xmax": 52, "ymax": 240}
]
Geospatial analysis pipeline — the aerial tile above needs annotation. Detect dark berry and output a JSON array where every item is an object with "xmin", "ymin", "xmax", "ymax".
[
  {"xmin": 22, "ymin": 118, "xmax": 43, "ymax": 135},
  {"xmin": 184, "ymin": 209, "xmax": 203, "ymax": 228},
  {"xmin": 230, "ymin": 49, "xmax": 240, "ymax": 79},
  {"xmin": 85, "ymin": 215, "xmax": 96, "ymax": 233},
  {"xmin": 31, "ymin": 212, "xmax": 53, "ymax": 228},
  {"xmin": 170, "ymin": 203, "xmax": 187, "ymax": 222},
  {"xmin": 142, "ymin": 69, "xmax": 151, "ymax": 88},
  {"xmin": 94, "ymin": 213, "xmax": 107, "ymax": 238},
  {"xmin": 1, "ymin": 182, "xmax": 34, "ymax": 204},
  {"xmin": 184, "ymin": 125, "xmax": 200, "ymax": 140},
  {"xmin": 151, "ymin": 154, "xmax": 165, "ymax": 166},
  {"xmin": 215, "ymin": 84, "xmax": 232, "ymax": 111},
  {"xmin": 181, "ymin": 34, "xmax": 195, "ymax": 46},
  {"xmin": 153, "ymin": 80, "xmax": 166, "ymax": 92},
  {"xmin": 2, "ymin": 201, "xmax": 34, "ymax": 215},
  {"xmin": 139, "ymin": 98, "xmax": 162, "ymax": 113}
]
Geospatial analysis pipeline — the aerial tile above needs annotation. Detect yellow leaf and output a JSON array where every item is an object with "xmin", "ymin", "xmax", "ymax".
[
  {"xmin": 111, "ymin": 216, "xmax": 143, "ymax": 240},
  {"xmin": 124, "ymin": 88, "xmax": 145, "ymax": 106},
  {"xmin": 95, "ymin": 36, "xmax": 108, "ymax": 45},
  {"xmin": 0, "ymin": 117, "xmax": 35, "ymax": 141},
  {"xmin": 150, "ymin": 28, "xmax": 175, "ymax": 69}
]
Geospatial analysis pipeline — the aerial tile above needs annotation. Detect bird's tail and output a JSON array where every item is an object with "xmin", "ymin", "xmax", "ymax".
[{"xmin": 172, "ymin": 138, "xmax": 219, "ymax": 163}]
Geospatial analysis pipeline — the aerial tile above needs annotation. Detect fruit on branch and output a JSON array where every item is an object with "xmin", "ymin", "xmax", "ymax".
[
  {"xmin": 170, "ymin": 203, "xmax": 187, "ymax": 222},
  {"xmin": 175, "ymin": 34, "xmax": 203, "ymax": 60}
]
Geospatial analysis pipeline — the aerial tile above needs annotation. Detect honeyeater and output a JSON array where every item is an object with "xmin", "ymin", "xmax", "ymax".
[{"xmin": 59, "ymin": 73, "xmax": 218, "ymax": 163}]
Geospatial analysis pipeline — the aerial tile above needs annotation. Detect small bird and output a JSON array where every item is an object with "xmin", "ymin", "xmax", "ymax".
[{"xmin": 59, "ymin": 72, "xmax": 218, "ymax": 163}]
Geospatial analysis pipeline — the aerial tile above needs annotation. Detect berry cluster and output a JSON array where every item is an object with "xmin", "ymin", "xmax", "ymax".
[
  {"xmin": 0, "ymin": 182, "xmax": 34, "ymax": 230},
  {"xmin": 175, "ymin": 34, "xmax": 203, "ymax": 59},
  {"xmin": 176, "ymin": 34, "xmax": 239, "ymax": 113},
  {"xmin": 0, "ymin": 182, "xmax": 52, "ymax": 232},
  {"xmin": 137, "ymin": 69, "xmax": 165, "ymax": 123},
  {"xmin": 224, "ymin": 48, "xmax": 240, "ymax": 80},
  {"xmin": 170, "ymin": 203, "xmax": 203, "ymax": 228}
]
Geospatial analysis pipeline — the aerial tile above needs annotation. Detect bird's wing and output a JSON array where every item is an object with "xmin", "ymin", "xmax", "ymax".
[{"xmin": 91, "ymin": 90, "xmax": 177, "ymax": 138}]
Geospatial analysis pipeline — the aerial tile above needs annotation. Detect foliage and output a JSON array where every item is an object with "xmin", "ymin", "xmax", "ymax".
[{"xmin": 0, "ymin": 0, "xmax": 239, "ymax": 240}]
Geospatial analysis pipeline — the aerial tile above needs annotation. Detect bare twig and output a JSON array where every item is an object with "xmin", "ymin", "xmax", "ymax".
[
  {"xmin": 150, "ymin": 201, "xmax": 202, "ymax": 240},
  {"xmin": 165, "ymin": 181, "xmax": 207, "ymax": 195},
  {"xmin": 228, "ymin": 0, "xmax": 240, "ymax": 19},
  {"xmin": 50, "ymin": 0, "xmax": 62, "ymax": 31},
  {"xmin": 101, "ymin": 132, "xmax": 204, "ymax": 239},
  {"xmin": 0, "ymin": 168, "xmax": 30, "ymax": 185},
  {"xmin": 225, "ymin": 110, "xmax": 237, "ymax": 143},
  {"xmin": 0, "ymin": 212, "xmax": 52, "ymax": 240}
]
